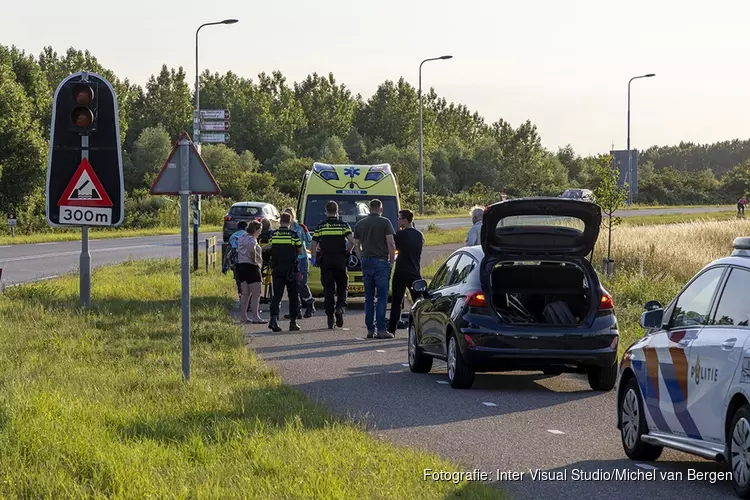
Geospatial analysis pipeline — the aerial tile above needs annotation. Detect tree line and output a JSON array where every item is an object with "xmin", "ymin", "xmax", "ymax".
[{"xmin": 2, "ymin": 44, "xmax": 750, "ymax": 232}]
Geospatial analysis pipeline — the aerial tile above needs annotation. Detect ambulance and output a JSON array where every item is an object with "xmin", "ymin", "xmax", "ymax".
[{"xmin": 296, "ymin": 162, "xmax": 401, "ymax": 296}]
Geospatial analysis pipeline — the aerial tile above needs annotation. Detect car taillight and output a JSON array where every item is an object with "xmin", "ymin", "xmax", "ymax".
[
  {"xmin": 224, "ymin": 215, "xmax": 233, "ymax": 222},
  {"xmin": 600, "ymin": 292, "xmax": 614, "ymax": 310},
  {"xmin": 466, "ymin": 291, "xmax": 488, "ymax": 308}
]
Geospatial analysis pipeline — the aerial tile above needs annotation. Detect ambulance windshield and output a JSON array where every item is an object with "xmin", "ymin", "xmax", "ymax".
[{"xmin": 304, "ymin": 195, "xmax": 399, "ymax": 233}]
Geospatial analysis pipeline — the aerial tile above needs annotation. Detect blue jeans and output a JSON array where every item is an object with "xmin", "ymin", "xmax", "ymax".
[
  {"xmin": 361, "ymin": 258, "xmax": 391, "ymax": 333},
  {"xmin": 296, "ymin": 257, "xmax": 313, "ymax": 305}
]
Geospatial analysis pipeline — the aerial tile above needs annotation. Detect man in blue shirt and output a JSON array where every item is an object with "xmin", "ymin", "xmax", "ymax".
[{"xmin": 284, "ymin": 207, "xmax": 316, "ymax": 319}]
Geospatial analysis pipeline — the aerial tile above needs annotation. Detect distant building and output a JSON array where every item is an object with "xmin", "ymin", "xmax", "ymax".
[{"xmin": 610, "ymin": 150, "xmax": 638, "ymax": 201}]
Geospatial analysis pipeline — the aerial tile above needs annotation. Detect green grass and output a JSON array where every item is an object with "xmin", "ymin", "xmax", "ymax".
[
  {"xmin": 0, "ymin": 225, "xmax": 223, "ymax": 245},
  {"xmin": 619, "ymin": 210, "xmax": 736, "ymax": 226},
  {"xmin": 0, "ymin": 260, "xmax": 503, "ymax": 499}
]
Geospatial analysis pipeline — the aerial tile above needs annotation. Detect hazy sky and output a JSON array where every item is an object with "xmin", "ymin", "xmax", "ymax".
[{"xmin": 3, "ymin": 0, "xmax": 750, "ymax": 156}]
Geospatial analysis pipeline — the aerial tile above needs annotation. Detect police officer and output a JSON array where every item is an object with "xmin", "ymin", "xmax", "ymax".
[
  {"xmin": 310, "ymin": 201, "xmax": 355, "ymax": 329},
  {"xmin": 268, "ymin": 212, "xmax": 303, "ymax": 332}
]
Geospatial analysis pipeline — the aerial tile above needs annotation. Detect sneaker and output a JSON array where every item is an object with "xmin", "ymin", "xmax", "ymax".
[
  {"xmin": 366, "ymin": 331, "xmax": 375, "ymax": 339},
  {"xmin": 335, "ymin": 308, "xmax": 344, "ymax": 328},
  {"xmin": 376, "ymin": 330, "xmax": 394, "ymax": 339}
]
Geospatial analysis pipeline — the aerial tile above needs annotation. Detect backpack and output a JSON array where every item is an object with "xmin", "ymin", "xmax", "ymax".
[{"xmin": 226, "ymin": 246, "xmax": 239, "ymax": 270}]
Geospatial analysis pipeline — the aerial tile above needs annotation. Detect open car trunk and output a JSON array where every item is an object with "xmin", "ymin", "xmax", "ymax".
[{"xmin": 489, "ymin": 260, "xmax": 597, "ymax": 326}]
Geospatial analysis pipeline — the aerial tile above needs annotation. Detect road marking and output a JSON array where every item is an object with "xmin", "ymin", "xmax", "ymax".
[
  {"xmin": 437, "ymin": 381, "xmax": 449, "ymax": 385},
  {"xmin": 341, "ymin": 328, "xmax": 350, "ymax": 331},
  {"xmin": 635, "ymin": 463, "xmax": 658, "ymax": 470},
  {"xmin": 547, "ymin": 429, "xmax": 565, "ymax": 435},
  {"xmin": 376, "ymin": 349, "xmax": 385, "ymax": 353},
  {"xmin": 401, "ymin": 363, "xmax": 410, "ymax": 367},
  {"xmin": 0, "ymin": 245, "xmax": 157, "ymax": 263},
  {"xmin": 0, "ymin": 245, "xmax": 10, "ymax": 248},
  {"xmin": 35, "ymin": 242, "xmax": 56, "ymax": 245},
  {"xmin": 482, "ymin": 402, "xmax": 498, "ymax": 407},
  {"xmin": 354, "ymin": 337, "xmax": 365, "ymax": 341}
]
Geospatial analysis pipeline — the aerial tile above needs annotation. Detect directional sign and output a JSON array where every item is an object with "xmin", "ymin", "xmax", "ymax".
[
  {"xmin": 46, "ymin": 71, "xmax": 124, "ymax": 227},
  {"xmin": 150, "ymin": 131, "xmax": 221, "ymax": 196},
  {"xmin": 7, "ymin": 217, "xmax": 17, "ymax": 227},
  {"xmin": 199, "ymin": 109, "xmax": 229, "ymax": 120},
  {"xmin": 200, "ymin": 132, "xmax": 230, "ymax": 143},
  {"xmin": 200, "ymin": 121, "xmax": 230, "ymax": 131}
]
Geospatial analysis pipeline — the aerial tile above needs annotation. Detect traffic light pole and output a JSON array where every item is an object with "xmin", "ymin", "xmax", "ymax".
[{"xmin": 80, "ymin": 134, "xmax": 91, "ymax": 307}]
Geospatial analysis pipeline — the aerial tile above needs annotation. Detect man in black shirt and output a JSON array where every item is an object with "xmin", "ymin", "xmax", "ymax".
[
  {"xmin": 268, "ymin": 212, "xmax": 303, "ymax": 332},
  {"xmin": 310, "ymin": 201, "xmax": 355, "ymax": 329},
  {"xmin": 388, "ymin": 209, "xmax": 424, "ymax": 335}
]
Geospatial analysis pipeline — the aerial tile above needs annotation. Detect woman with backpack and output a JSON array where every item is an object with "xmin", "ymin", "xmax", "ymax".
[{"xmin": 237, "ymin": 220, "xmax": 265, "ymax": 323}]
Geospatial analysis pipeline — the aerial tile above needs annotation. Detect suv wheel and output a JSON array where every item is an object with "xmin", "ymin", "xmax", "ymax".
[
  {"xmin": 447, "ymin": 334, "xmax": 474, "ymax": 389},
  {"xmin": 408, "ymin": 322, "xmax": 433, "ymax": 373},
  {"xmin": 587, "ymin": 362, "xmax": 617, "ymax": 391},
  {"xmin": 619, "ymin": 378, "xmax": 662, "ymax": 461},
  {"xmin": 730, "ymin": 404, "xmax": 750, "ymax": 498}
]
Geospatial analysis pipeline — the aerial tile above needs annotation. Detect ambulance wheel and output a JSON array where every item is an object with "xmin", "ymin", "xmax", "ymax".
[
  {"xmin": 619, "ymin": 378, "xmax": 662, "ymax": 461},
  {"xmin": 729, "ymin": 405, "xmax": 750, "ymax": 498}
]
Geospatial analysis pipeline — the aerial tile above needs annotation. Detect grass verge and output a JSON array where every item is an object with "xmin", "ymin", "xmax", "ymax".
[
  {"xmin": 0, "ymin": 225, "xmax": 223, "ymax": 246},
  {"xmin": 0, "ymin": 259, "xmax": 503, "ymax": 499}
]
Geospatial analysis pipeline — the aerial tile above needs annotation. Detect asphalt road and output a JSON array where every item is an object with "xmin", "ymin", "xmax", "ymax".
[
  {"xmin": 416, "ymin": 205, "xmax": 734, "ymax": 230},
  {"xmin": 242, "ymin": 302, "xmax": 736, "ymax": 500},
  {"xmin": 0, "ymin": 204, "xmax": 733, "ymax": 287},
  {"xmin": 0, "ymin": 232, "xmax": 221, "ymax": 286}
]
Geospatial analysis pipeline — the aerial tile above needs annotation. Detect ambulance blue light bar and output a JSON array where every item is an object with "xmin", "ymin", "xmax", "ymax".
[
  {"xmin": 365, "ymin": 164, "xmax": 391, "ymax": 181},
  {"xmin": 313, "ymin": 163, "xmax": 339, "ymax": 181}
]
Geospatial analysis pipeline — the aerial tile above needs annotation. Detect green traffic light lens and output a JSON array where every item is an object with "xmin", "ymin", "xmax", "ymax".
[
  {"xmin": 72, "ymin": 83, "xmax": 94, "ymax": 105},
  {"xmin": 72, "ymin": 107, "xmax": 94, "ymax": 129}
]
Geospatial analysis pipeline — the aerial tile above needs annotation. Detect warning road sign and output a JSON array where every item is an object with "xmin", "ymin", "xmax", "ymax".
[
  {"xmin": 58, "ymin": 158, "xmax": 113, "ymax": 207},
  {"xmin": 57, "ymin": 158, "xmax": 113, "ymax": 226},
  {"xmin": 150, "ymin": 131, "xmax": 221, "ymax": 196}
]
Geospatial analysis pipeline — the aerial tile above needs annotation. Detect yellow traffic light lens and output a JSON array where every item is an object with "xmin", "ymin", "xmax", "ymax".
[
  {"xmin": 71, "ymin": 107, "xmax": 94, "ymax": 129},
  {"xmin": 72, "ymin": 83, "xmax": 93, "ymax": 105}
]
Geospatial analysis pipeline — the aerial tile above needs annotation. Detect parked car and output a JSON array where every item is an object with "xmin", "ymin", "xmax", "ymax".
[
  {"xmin": 407, "ymin": 197, "xmax": 619, "ymax": 390},
  {"xmin": 223, "ymin": 202, "xmax": 280, "ymax": 242},
  {"xmin": 560, "ymin": 189, "xmax": 594, "ymax": 202},
  {"xmin": 616, "ymin": 236, "xmax": 750, "ymax": 499}
]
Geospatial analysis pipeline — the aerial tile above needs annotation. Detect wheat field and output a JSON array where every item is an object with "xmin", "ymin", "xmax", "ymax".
[{"xmin": 598, "ymin": 219, "xmax": 750, "ymax": 282}]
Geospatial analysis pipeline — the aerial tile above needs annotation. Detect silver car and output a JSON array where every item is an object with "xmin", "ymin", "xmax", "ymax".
[
  {"xmin": 561, "ymin": 189, "xmax": 594, "ymax": 202},
  {"xmin": 223, "ymin": 202, "xmax": 280, "ymax": 241}
]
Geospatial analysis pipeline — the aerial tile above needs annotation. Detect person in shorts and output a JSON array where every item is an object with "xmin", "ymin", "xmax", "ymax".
[{"xmin": 237, "ymin": 220, "xmax": 265, "ymax": 323}]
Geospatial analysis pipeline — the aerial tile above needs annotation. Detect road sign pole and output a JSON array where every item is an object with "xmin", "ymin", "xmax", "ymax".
[
  {"xmin": 179, "ymin": 136, "xmax": 191, "ymax": 381},
  {"xmin": 80, "ymin": 134, "xmax": 91, "ymax": 307}
]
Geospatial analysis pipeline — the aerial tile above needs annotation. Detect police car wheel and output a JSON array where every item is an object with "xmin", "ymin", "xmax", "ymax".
[
  {"xmin": 619, "ymin": 378, "xmax": 662, "ymax": 461},
  {"xmin": 729, "ymin": 405, "xmax": 750, "ymax": 498},
  {"xmin": 408, "ymin": 322, "xmax": 433, "ymax": 373}
]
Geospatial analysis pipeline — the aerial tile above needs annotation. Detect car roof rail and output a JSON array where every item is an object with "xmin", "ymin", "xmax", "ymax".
[{"xmin": 731, "ymin": 237, "xmax": 750, "ymax": 256}]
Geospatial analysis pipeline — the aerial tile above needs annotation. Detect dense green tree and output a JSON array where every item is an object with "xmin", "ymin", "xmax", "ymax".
[{"xmin": 125, "ymin": 126, "xmax": 172, "ymax": 191}]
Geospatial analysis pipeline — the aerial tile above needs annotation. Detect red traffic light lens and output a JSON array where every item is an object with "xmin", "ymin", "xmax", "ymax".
[
  {"xmin": 72, "ymin": 83, "xmax": 94, "ymax": 105},
  {"xmin": 71, "ymin": 107, "xmax": 94, "ymax": 129}
]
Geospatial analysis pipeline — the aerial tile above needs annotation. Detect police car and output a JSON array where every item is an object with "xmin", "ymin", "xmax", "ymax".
[{"xmin": 616, "ymin": 237, "xmax": 750, "ymax": 498}]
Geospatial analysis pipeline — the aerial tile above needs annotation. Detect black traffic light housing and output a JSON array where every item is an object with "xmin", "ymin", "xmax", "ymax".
[{"xmin": 66, "ymin": 80, "xmax": 99, "ymax": 134}]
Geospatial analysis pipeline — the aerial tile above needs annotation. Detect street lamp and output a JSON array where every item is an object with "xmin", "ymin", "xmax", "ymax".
[
  {"xmin": 626, "ymin": 73, "xmax": 655, "ymax": 204},
  {"xmin": 193, "ymin": 18, "xmax": 238, "ymax": 270},
  {"xmin": 418, "ymin": 55, "xmax": 452, "ymax": 215}
]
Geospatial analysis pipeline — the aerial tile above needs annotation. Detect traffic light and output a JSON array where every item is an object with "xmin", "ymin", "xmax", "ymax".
[
  {"xmin": 47, "ymin": 72, "xmax": 124, "ymax": 227},
  {"xmin": 67, "ymin": 80, "xmax": 98, "ymax": 133}
]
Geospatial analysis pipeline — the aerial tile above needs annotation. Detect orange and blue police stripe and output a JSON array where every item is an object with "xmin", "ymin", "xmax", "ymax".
[{"xmin": 629, "ymin": 330, "xmax": 702, "ymax": 440}]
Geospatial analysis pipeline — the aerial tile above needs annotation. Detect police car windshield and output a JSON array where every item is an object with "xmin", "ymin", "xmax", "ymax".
[{"xmin": 304, "ymin": 195, "xmax": 399, "ymax": 232}]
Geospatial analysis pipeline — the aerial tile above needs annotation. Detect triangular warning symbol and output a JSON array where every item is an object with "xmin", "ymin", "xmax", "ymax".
[{"xmin": 58, "ymin": 158, "xmax": 113, "ymax": 207}]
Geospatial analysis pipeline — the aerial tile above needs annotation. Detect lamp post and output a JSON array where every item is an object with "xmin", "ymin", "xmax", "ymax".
[
  {"xmin": 418, "ymin": 55, "xmax": 452, "ymax": 215},
  {"xmin": 627, "ymin": 73, "xmax": 655, "ymax": 204},
  {"xmin": 193, "ymin": 18, "xmax": 238, "ymax": 270}
]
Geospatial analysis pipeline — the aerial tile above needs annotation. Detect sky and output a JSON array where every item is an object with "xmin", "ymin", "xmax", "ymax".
[{"xmin": 3, "ymin": 0, "xmax": 750, "ymax": 156}]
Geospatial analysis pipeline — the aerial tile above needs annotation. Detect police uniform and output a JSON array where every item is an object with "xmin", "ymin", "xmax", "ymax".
[
  {"xmin": 268, "ymin": 227, "xmax": 302, "ymax": 331},
  {"xmin": 312, "ymin": 216, "xmax": 352, "ymax": 328}
]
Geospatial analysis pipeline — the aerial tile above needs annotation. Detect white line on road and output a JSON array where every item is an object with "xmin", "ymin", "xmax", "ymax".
[
  {"xmin": 547, "ymin": 429, "xmax": 565, "ymax": 435},
  {"xmin": 0, "ymin": 245, "xmax": 10, "ymax": 249},
  {"xmin": 35, "ymin": 242, "xmax": 57, "ymax": 245},
  {"xmin": 376, "ymin": 350, "xmax": 385, "ymax": 353},
  {"xmin": 401, "ymin": 363, "xmax": 409, "ymax": 367},
  {"xmin": 354, "ymin": 337, "xmax": 365, "ymax": 341},
  {"xmin": 635, "ymin": 463, "xmax": 658, "ymax": 470},
  {"xmin": 482, "ymin": 402, "xmax": 498, "ymax": 407},
  {"xmin": 0, "ymin": 245, "xmax": 157, "ymax": 264},
  {"xmin": 437, "ymin": 381, "xmax": 449, "ymax": 385}
]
